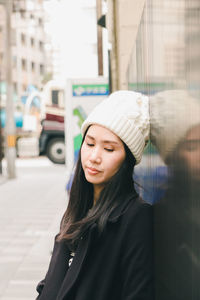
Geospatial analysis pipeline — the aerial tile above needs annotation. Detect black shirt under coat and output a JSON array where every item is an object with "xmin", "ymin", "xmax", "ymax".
[{"xmin": 36, "ymin": 194, "xmax": 154, "ymax": 300}]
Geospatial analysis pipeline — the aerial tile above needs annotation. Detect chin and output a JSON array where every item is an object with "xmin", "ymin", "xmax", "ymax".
[{"xmin": 85, "ymin": 175, "xmax": 103, "ymax": 185}]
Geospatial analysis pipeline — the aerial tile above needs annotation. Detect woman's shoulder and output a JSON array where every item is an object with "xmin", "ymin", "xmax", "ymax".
[
  {"xmin": 109, "ymin": 191, "xmax": 152, "ymax": 225},
  {"xmin": 125, "ymin": 195, "xmax": 152, "ymax": 219},
  {"xmin": 120, "ymin": 195, "xmax": 153, "ymax": 236},
  {"xmin": 130, "ymin": 196, "xmax": 152, "ymax": 213}
]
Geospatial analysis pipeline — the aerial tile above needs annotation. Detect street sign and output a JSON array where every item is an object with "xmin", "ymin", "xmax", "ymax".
[
  {"xmin": 72, "ymin": 84, "xmax": 109, "ymax": 97},
  {"xmin": 65, "ymin": 77, "xmax": 109, "ymax": 174}
]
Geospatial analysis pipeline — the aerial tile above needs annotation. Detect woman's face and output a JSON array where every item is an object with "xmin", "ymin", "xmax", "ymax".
[
  {"xmin": 177, "ymin": 124, "xmax": 200, "ymax": 183},
  {"xmin": 81, "ymin": 125, "xmax": 126, "ymax": 190}
]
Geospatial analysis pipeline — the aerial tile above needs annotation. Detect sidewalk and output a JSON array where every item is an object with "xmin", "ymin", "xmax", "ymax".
[
  {"xmin": 0, "ymin": 157, "xmax": 68, "ymax": 300},
  {"xmin": 0, "ymin": 174, "xmax": 7, "ymax": 186}
]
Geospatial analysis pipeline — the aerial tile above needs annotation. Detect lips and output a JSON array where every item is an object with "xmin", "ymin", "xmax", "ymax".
[{"xmin": 86, "ymin": 167, "xmax": 101, "ymax": 175}]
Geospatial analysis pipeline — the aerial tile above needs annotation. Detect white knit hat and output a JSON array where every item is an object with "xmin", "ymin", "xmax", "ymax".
[
  {"xmin": 81, "ymin": 90, "xmax": 150, "ymax": 164},
  {"xmin": 150, "ymin": 89, "xmax": 200, "ymax": 164}
]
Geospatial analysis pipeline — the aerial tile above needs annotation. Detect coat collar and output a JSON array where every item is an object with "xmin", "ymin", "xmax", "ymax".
[{"xmin": 108, "ymin": 191, "xmax": 138, "ymax": 222}]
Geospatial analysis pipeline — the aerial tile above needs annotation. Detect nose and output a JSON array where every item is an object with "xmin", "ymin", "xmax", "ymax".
[{"xmin": 89, "ymin": 146, "xmax": 101, "ymax": 164}]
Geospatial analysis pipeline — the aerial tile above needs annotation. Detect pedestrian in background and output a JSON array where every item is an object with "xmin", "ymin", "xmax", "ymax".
[{"xmin": 36, "ymin": 91, "xmax": 154, "ymax": 300}]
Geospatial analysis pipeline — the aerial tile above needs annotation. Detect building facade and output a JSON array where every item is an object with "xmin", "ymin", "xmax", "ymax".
[{"xmin": 0, "ymin": 0, "xmax": 47, "ymax": 106}]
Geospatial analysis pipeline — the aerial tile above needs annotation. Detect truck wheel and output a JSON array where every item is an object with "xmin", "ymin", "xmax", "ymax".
[{"xmin": 46, "ymin": 138, "xmax": 65, "ymax": 164}]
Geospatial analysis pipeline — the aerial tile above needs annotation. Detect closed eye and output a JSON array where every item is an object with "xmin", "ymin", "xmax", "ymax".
[
  {"xmin": 104, "ymin": 148, "xmax": 114, "ymax": 152},
  {"xmin": 87, "ymin": 143, "xmax": 94, "ymax": 147}
]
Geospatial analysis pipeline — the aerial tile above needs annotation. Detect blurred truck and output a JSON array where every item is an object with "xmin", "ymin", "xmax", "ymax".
[
  {"xmin": 39, "ymin": 112, "xmax": 65, "ymax": 164},
  {"xmin": 38, "ymin": 82, "xmax": 65, "ymax": 164}
]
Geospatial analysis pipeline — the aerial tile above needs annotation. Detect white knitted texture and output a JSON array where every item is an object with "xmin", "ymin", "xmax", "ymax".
[
  {"xmin": 150, "ymin": 90, "xmax": 200, "ymax": 163},
  {"xmin": 81, "ymin": 91, "xmax": 150, "ymax": 164}
]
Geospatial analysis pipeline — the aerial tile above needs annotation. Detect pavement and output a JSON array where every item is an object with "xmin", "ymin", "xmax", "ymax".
[{"xmin": 0, "ymin": 157, "xmax": 69, "ymax": 300}]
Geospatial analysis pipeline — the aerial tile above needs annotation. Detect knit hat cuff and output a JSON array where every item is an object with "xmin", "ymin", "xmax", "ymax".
[{"xmin": 82, "ymin": 114, "xmax": 146, "ymax": 164}]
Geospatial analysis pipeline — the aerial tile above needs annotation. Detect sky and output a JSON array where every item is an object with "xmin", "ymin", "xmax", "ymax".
[{"xmin": 43, "ymin": 0, "xmax": 105, "ymax": 80}]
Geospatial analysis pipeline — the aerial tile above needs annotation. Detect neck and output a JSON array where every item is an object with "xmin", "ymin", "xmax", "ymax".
[{"xmin": 93, "ymin": 185, "xmax": 104, "ymax": 205}]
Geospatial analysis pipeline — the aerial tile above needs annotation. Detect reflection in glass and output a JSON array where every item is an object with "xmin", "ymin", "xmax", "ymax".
[
  {"xmin": 150, "ymin": 89, "xmax": 200, "ymax": 298},
  {"xmin": 127, "ymin": 0, "xmax": 200, "ymax": 298}
]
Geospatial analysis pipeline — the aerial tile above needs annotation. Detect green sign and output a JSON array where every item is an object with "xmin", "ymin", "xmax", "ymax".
[{"xmin": 72, "ymin": 84, "xmax": 109, "ymax": 96}]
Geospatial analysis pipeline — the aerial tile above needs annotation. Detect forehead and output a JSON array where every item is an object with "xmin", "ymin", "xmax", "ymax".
[
  {"xmin": 86, "ymin": 124, "xmax": 122, "ymax": 143},
  {"xmin": 186, "ymin": 124, "xmax": 200, "ymax": 140}
]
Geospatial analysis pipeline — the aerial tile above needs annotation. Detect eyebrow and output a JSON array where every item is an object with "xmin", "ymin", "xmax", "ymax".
[{"xmin": 86, "ymin": 134, "xmax": 120, "ymax": 145}]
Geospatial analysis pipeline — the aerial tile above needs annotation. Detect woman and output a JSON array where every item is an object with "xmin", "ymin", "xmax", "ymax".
[{"xmin": 36, "ymin": 91, "xmax": 154, "ymax": 300}]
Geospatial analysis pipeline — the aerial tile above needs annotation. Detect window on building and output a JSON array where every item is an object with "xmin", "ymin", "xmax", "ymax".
[
  {"xmin": 31, "ymin": 37, "xmax": 35, "ymax": 47},
  {"xmin": 51, "ymin": 90, "xmax": 59, "ymax": 106},
  {"xmin": 31, "ymin": 61, "xmax": 35, "ymax": 72},
  {"xmin": 40, "ymin": 64, "xmax": 44, "ymax": 75},
  {"xmin": 20, "ymin": 11, "xmax": 25, "ymax": 18},
  {"xmin": 21, "ymin": 58, "xmax": 27, "ymax": 71},
  {"xmin": 38, "ymin": 17, "xmax": 43, "ymax": 26},
  {"xmin": 39, "ymin": 41, "xmax": 43, "ymax": 51},
  {"xmin": 13, "ymin": 82, "xmax": 17, "ymax": 94},
  {"xmin": 21, "ymin": 33, "xmax": 26, "ymax": 46}
]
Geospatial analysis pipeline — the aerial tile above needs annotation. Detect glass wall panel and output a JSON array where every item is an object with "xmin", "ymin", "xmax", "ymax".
[{"xmin": 128, "ymin": 0, "xmax": 200, "ymax": 299}]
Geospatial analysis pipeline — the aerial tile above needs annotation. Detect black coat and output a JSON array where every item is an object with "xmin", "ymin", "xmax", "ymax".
[
  {"xmin": 36, "ymin": 194, "xmax": 154, "ymax": 300},
  {"xmin": 154, "ymin": 184, "xmax": 200, "ymax": 299}
]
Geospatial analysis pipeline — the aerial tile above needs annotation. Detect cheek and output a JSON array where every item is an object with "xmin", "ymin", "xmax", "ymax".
[
  {"xmin": 106, "ymin": 153, "xmax": 125, "ymax": 174},
  {"xmin": 179, "ymin": 151, "xmax": 197, "ymax": 170},
  {"xmin": 114, "ymin": 156, "xmax": 124, "ymax": 168}
]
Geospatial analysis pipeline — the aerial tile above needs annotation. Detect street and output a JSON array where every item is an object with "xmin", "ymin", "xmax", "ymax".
[{"xmin": 0, "ymin": 157, "xmax": 68, "ymax": 300}]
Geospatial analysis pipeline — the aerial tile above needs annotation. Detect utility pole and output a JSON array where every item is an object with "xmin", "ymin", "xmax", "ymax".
[
  {"xmin": 96, "ymin": 0, "xmax": 104, "ymax": 76},
  {"xmin": 5, "ymin": 0, "xmax": 16, "ymax": 178}
]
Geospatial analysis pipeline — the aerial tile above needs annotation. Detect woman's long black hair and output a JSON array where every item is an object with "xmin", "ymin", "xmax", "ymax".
[{"xmin": 57, "ymin": 130, "xmax": 137, "ymax": 249}]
